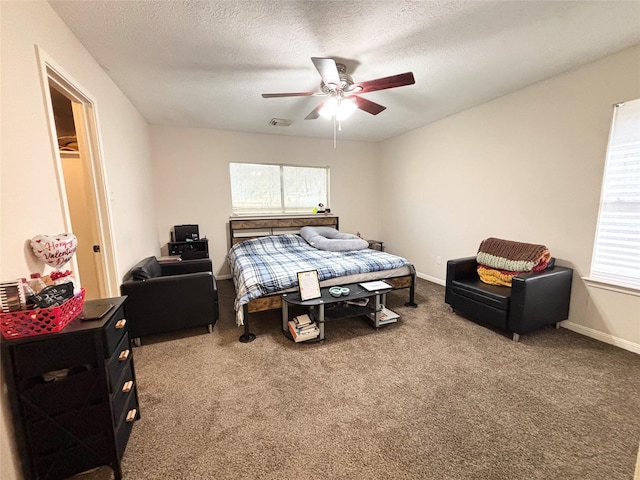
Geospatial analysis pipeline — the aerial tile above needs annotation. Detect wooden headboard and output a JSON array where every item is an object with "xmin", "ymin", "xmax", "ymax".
[{"xmin": 229, "ymin": 215, "xmax": 339, "ymax": 246}]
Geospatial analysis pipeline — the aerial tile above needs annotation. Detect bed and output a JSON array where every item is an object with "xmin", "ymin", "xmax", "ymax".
[{"xmin": 227, "ymin": 216, "xmax": 417, "ymax": 342}]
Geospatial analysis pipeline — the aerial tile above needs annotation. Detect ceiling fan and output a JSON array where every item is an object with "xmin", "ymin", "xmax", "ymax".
[{"xmin": 261, "ymin": 57, "xmax": 415, "ymax": 121}]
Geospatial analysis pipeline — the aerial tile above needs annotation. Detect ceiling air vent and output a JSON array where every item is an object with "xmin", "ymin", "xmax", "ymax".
[{"xmin": 269, "ymin": 118, "xmax": 293, "ymax": 127}]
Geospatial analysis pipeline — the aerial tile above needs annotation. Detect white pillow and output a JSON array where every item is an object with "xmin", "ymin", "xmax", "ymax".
[{"xmin": 300, "ymin": 226, "xmax": 369, "ymax": 252}]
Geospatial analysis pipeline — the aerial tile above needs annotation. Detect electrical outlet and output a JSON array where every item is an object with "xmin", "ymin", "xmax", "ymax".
[{"xmin": 436, "ymin": 256, "xmax": 442, "ymax": 265}]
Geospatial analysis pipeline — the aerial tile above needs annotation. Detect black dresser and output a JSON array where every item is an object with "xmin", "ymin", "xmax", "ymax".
[
  {"xmin": 167, "ymin": 238, "xmax": 209, "ymax": 259},
  {"xmin": 2, "ymin": 296, "xmax": 139, "ymax": 480}
]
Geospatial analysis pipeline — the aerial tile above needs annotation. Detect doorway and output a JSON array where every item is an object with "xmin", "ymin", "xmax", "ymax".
[
  {"xmin": 39, "ymin": 49, "xmax": 118, "ymax": 300},
  {"xmin": 49, "ymin": 86, "xmax": 104, "ymax": 299}
]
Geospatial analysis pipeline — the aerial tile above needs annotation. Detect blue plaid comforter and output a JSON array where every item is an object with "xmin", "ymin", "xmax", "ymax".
[{"xmin": 227, "ymin": 234, "xmax": 412, "ymax": 324}]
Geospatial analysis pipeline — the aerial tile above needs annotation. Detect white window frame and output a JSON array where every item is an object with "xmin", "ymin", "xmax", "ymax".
[
  {"xmin": 587, "ymin": 99, "xmax": 640, "ymax": 296},
  {"xmin": 229, "ymin": 162, "xmax": 330, "ymax": 216}
]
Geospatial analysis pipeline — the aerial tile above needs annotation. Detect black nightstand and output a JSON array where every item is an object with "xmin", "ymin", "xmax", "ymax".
[
  {"xmin": 168, "ymin": 238, "xmax": 209, "ymax": 259},
  {"xmin": 367, "ymin": 239, "xmax": 384, "ymax": 252}
]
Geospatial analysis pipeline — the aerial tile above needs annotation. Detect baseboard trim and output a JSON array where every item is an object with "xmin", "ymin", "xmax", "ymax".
[
  {"xmin": 561, "ymin": 321, "xmax": 640, "ymax": 354},
  {"xmin": 416, "ymin": 271, "xmax": 445, "ymax": 286}
]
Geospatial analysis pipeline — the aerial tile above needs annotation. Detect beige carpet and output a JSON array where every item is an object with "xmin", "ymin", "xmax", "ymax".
[{"xmin": 78, "ymin": 278, "xmax": 640, "ymax": 480}]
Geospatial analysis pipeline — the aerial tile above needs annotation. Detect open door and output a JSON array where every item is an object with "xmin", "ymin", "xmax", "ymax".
[{"xmin": 38, "ymin": 48, "xmax": 118, "ymax": 299}]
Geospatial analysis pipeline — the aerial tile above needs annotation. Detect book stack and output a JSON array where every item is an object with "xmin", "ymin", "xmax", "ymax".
[{"xmin": 288, "ymin": 313, "xmax": 320, "ymax": 342}]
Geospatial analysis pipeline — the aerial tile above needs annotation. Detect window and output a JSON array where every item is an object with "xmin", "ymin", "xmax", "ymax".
[
  {"xmin": 229, "ymin": 162, "xmax": 329, "ymax": 215},
  {"xmin": 590, "ymin": 99, "xmax": 640, "ymax": 289}
]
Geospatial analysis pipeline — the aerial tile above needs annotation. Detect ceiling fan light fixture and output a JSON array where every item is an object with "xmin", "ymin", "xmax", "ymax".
[
  {"xmin": 319, "ymin": 96, "xmax": 357, "ymax": 120},
  {"xmin": 319, "ymin": 96, "xmax": 338, "ymax": 119},
  {"xmin": 336, "ymin": 98, "xmax": 357, "ymax": 120}
]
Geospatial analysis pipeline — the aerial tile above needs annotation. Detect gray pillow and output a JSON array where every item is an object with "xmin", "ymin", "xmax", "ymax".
[{"xmin": 300, "ymin": 226, "xmax": 369, "ymax": 252}]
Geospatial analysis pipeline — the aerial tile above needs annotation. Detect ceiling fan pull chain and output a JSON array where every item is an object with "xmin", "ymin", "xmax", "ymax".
[{"xmin": 333, "ymin": 115, "xmax": 337, "ymax": 149}]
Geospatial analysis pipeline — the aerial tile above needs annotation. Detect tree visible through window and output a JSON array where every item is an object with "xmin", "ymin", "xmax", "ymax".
[
  {"xmin": 590, "ymin": 99, "xmax": 640, "ymax": 289},
  {"xmin": 229, "ymin": 162, "xmax": 329, "ymax": 215}
]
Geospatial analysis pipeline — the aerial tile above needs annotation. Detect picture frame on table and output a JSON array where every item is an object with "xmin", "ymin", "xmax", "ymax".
[{"xmin": 297, "ymin": 270, "xmax": 321, "ymax": 301}]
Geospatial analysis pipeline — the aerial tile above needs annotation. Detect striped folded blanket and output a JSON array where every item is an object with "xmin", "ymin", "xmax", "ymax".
[{"xmin": 476, "ymin": 237, "xmax": 551, "ymax": 287}]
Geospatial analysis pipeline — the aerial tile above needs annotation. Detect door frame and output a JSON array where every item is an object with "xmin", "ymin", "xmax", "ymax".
[{"xmin": 36, "ymin": 46, "xmax": 119, "ymax": 297}]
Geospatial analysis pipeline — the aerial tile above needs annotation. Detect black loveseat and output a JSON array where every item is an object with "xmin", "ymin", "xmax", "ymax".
[
  {"xmin": 445, "ymin": 256, "xmax": 573, "ymax": 341},
  {"xmin": 120, "ymin": 256, "xmax": 219, "ymax": 345}
]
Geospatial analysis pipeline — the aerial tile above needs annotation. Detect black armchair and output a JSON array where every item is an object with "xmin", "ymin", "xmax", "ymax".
[
  {"xmin": 445, "ymin": 256, "xmax": 572, "ymax": 341},
  {"xmin": 120, "ymin": 256, "xmax": 219, "ymax": 345}
]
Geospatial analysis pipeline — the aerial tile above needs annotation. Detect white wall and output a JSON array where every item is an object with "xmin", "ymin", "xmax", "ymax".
[
  {"xmin": 378, "ymin": 45, "xmax": 640, "ymax": 351},
  {"xmin": 0, "ymin": 1, "xmax": 159, "ymax": 280},
  {"xmin": 1, "ymin": 2, "xmax": 159, "ymax": 478},
  {"xmin": 150, "ymin": 127, "xmax": 380, "ymax": 276}
]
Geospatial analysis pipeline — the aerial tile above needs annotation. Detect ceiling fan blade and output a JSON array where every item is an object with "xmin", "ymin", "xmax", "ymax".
[
  {"xmin": 311, "ymin": 57, "xmax": 341, "ymax": 88},
  {"xmin": 305, "ymin": 101, "xmax": 325, "ymax": 120},
  {"xmin": 262, "ymin": 92, "xmax": 316, "ymax": 98},
  {"xmin": 352, "ymin": 96, "xmax": 387, "ymax": 115},
  {"xmin": 356, "ymin": 72, "xmax": 415, "ymax": 93}
]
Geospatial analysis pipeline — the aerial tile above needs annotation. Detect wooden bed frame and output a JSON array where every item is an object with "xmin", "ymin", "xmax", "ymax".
[{"xmin": 228, "ymin": 215, "xmax": 417, "ymax": 342}]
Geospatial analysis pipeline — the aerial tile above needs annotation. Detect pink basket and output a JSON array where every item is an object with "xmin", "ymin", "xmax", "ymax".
[{"xmin": 0, "ymin": 289, "xmax": 85, "ymax": 340}]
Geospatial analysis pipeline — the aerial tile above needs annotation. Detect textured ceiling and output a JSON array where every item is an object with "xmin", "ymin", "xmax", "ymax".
[{"xmin": 49, "ymin": 1, "xmax": 640, "ymax": 142}]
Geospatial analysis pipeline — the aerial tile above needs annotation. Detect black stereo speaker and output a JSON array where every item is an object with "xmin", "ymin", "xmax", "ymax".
[{"xmin": 173, "ymin": 224, "xmax": 199, "ymax": 242}]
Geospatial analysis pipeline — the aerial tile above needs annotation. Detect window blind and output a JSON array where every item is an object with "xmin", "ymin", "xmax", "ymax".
[
  {"xmin": 229, "ymin": 162, "xmax": 329, "ymax": 215},
  {"xmin": 590, "ymin": 99, "xmax": 640, "ymax": 288}
]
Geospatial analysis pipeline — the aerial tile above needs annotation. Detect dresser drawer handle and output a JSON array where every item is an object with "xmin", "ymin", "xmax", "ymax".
[
  {"xmin": 122, "ymin": 380, "xmax": 134, "ymax": 393},
  {"xmin": 115, "ymin": 319, "xmax": 127, "ymax": 329},
  {"xmin": 126, "ymin": 409, "xmax": 137, "ymax": 422},
  {"xmin": 118, "ymin": 349, "xmax": 130, "ymax": 361}
]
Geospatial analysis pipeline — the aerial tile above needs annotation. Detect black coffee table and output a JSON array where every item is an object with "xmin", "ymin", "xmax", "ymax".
[{"xmin": 281, "ymin": 281, "xmax": 397, "ymax": 341}]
